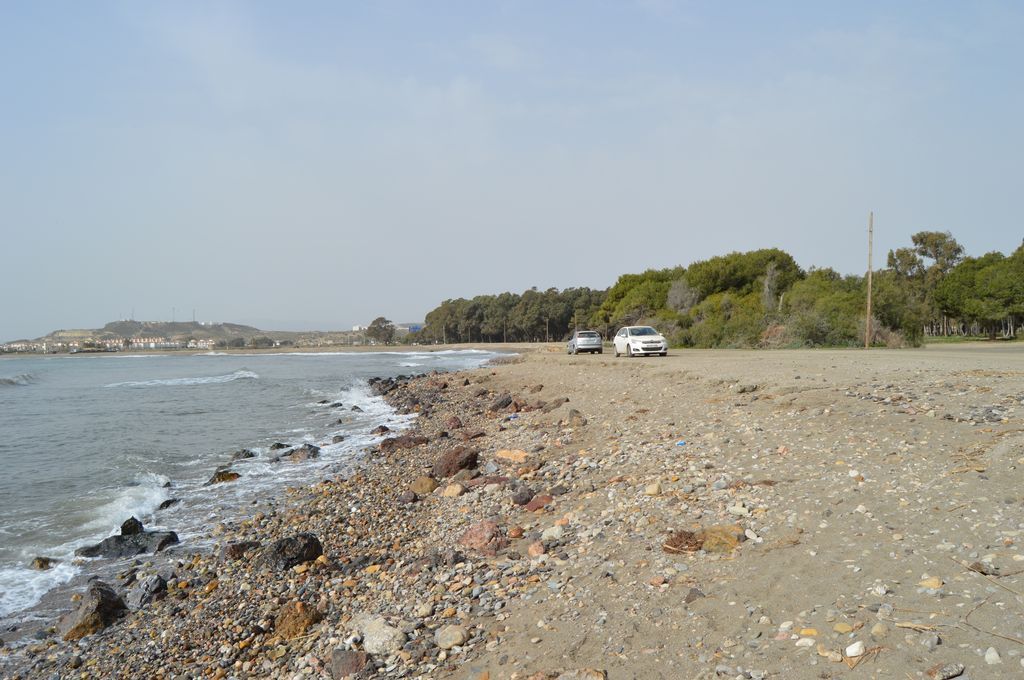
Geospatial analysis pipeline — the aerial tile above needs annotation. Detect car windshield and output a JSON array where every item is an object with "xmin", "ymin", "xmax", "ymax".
[
  {"xmin": 630, "ymin": 327, "xmax": 658, "ymax": 336},
  {"xmin": 578, "ymin": 332, "xmax": 599, "ymax": 338}
]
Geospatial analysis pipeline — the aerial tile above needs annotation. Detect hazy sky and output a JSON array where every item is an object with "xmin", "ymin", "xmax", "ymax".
[{"xmin": 2, "ymin": 2, "xmax": 1022, "ymax": 341}]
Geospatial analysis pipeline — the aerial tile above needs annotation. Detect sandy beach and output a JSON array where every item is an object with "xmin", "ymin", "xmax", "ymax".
[{"xmin": 4, "ymin": 343, "xmax": 1024, "ymax": 679}]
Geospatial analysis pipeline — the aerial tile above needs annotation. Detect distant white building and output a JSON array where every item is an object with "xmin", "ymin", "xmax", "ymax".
[{"xmin": 353, "ymin": 325, "xmax": 367, "ymax": 332}]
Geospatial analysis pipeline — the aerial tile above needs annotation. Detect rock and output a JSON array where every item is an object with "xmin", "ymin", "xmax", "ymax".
[
  {"xmin": 541, "ymin": 397, "xmax": 569, "ymax": 413},
  {"xmin": 257, "ymin": 533, "xmax": 323, "ymax": 571},
  {"xmin": 125, "ymin": 574, "xmax": 166, "ymax": 610},
  {"xmin": 231, "ymin": 448, "xmax": 256, "ymax": 460},
  {"xmin": 332, "ymin": 435, "xmax": 346, "ymax": 444},
  {"xmin": 355, "ymin": 615, "xmax": 406, "ymax": 655},
  {"xmin": 380, "ymin": 434, "xmax": 429, "ymax": 454},
  {"xmin": 30, "ymin": 556, "xmax": 58, "ymax": 570},
  {"xmin": 927, "ymin": 662, "xmax": 965, "ymax": 679},
  {"xmin": 511, "ymin": 486, "xmax": 536, "ymax": 506},
  {"xmin": 566, "ymin": 409, "xmax": 587, "ymax": 427},
  {"xmin": 432, "ymin": 446, "xmax": 479, "ymax": 478},
  {"xmin": 524, "ymin": 494, "xmax": 554, "ymax": 512},
  {"xmin": 985, "ymin": 647, "xmax": 1002, "ymax": 664},
  {"xmin": 870, "ymin": 622, "xmax": 889, "ymax": 638},
  {"xmin": 527, "ymin": 541, "xmax": 546, "ymax": 557},
  {"xmin": 489, "ymin": 393, "xmax": 514, "ymax": 411},
  {"xmin": 220, "ymin": 540, "xmax": 261, "ymax": 560},
  {"xmin": 275, "ymin": 600, "xmax": 324, "ymax": 639},
  {"xmin": 269, "ymin": 442, "xmax": 290, "ymax": 450},
  {"xmin": 120, "ymin": 517, "xmax": 144, "ymax": 535},
  {"xmin": 644, "ymin": 482, "xmax": 662, "ymax": 496},
  {"xmin": 735, "ymin": 384, "xmax": 758, "ymax": 393},
  {"xmin": 410, "ymin": 476, "xmax": 439, "ymax": 494},
  {"xmin": 285, "ymin": 443, "xmax": 320, "ymax": 462},
  {"xmin": 58, "ymin": 581, "xmax": 126, "ymax": 640},
  {"xmin": 207, "ymin": 469, "xmax": 241, "ymax": 485},
  {"xmin": 441, "ymin": 483, "xmax": 466, "ymax": 497},
  {"xmin": 556, "ymin": 671, "xmax": 607, "ymax": 680},
  {"xmin": 684, "ymin": 587, "xmax": 705, "ymax": 604},
  {"xmin": 496, "ymin": 449, "xmax": 530, "ymax": 464},
  {"xmin": 541, "ymin": 525, "xmax": 564, "ymax": 542},
  {"xmin": 444, "ymin": 415, "xmax": 463, "ymax": 429},
  {"xmin": 329, "ymin": 649, "xmax": 370, "ymax": 678},
  {"xmin": 397, "ymin": 490, "xmax": 417, "ymax": 504},
  {"xmin": 435, "ymin": 624, "xmax": 470, "ymax": 650},
  {"xmin": 371, "ymin": 425, "xmax": 391, "ymax": 435},
  {"xmin": 458, "ymin": 520, "xmax": 508, "ymax": 556},
  {"xmin": 845, "ymin": 640, "xmax": 865, "ymax": 657},
  {"xmin": 75, "ymin": 530, "xmax": 179, "ymax": 558},
  {"xmin": 157, "ymin": 498, "xmax": 180, "ymax": 511}
]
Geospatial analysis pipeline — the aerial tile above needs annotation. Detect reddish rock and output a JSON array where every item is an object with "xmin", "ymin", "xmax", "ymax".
[
  {"xmin": 432, "ymin": 447, "xmax": 479, "ymax": 478},
  {"xmin": 458, "ymin": 520, "xmax": 508, "ymax": 557},
  {"xmin": 524, "ymin": 494, "xmax": 554, "ymax": 512},
  {"xmin": 380, "ymin": 434, "xmax": 429, "ymax": 453},
  {"xmin": 329, "ymin": 649, "xmax": 370, "ymax": 678},
  {"xmin": 527, "ymin": 541, "xmax": 546, "ymax": 557},
  {"xmin": 458, "ymin": 429, "xmax": 486, "ymax": 442},
  {"xmin": 444, "ymin": 415, "xmax": 464, "ymax": 429},
  {"xmin": 220, "ymin": 540, "xmax": 261, "ymax": 560}
]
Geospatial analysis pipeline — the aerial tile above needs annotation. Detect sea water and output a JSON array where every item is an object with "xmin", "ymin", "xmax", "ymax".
[{"xmin": 0, "ymin": 349, "xmax": 498, "ymax": 632}]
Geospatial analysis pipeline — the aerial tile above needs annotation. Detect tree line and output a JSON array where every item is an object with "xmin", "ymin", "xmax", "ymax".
[{"xmin": 409, "ymin": 232, "xmax": 1024, "ymax": 348}]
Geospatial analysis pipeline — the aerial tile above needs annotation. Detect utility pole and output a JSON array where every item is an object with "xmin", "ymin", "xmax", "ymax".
[{"xmin": 865, "ymin": 211, "xmax": 874, "ymax": 349}]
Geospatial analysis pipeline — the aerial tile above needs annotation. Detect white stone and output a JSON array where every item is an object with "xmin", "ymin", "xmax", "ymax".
[
  {"xmin": 985, "ymin": 647, "xmax": 1002, "ymax": 665},
  {"xmin": 845, "ymin": 641, "xmax": 865, "ymax": 658},
  {"xmin": 541, "ymin": 525, "xmax": 564, "ymax": 541}
]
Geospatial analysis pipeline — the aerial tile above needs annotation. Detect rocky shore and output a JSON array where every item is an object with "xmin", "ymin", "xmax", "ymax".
[{"xmin": 3, "ymin": 344, "xmax": 1024, "ymax": 679}]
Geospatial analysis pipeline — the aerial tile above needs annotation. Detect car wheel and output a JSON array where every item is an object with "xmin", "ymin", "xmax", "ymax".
[
  {"xmin": 660, "ymin": 352, "xmax": 667, "ymax": 357},
  {"xmin": 572, "ymin": 346, "xmax": 578, "ymax": 355},
  {"xmin": 597, "ymin": 349, "xmax": 603, "ymax": 354},
  {"xmin": 614, "ymin": 346, "xmax": 620, "ymax": 357},
  {"xmin": 626, "ymin": 346, "xmax": 633, "ymax": 357}
]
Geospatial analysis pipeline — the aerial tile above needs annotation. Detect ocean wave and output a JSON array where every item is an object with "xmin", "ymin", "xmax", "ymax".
[
  {"xmin": 104, "ymin": 369, "xmax": 258, "ymax": 388},
  {"xmin": 81, "ymin": 473, "xmax": 171, "ymax": 535},
  {"xmin": 0, "ymin": 373, "xmax": 34, "ymax": 387},
  {"xmin": 0, "ymin": 561, "xmax": 79, "ymax": 619}
]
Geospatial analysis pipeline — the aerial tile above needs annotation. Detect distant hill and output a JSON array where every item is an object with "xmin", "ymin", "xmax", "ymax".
[{"xmin": 95, "ymin": 320, "xmax": 263, "ymax": 340}]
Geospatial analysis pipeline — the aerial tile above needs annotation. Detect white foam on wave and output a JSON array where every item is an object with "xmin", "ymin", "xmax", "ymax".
[
  {"xmin": 104, "ymin": 369, "xmax": 258, "ymax": 388},
  {"xmin": 0, "ymin": 561, "xmax": 79, "ymax": 619},
  {"xmin": 81, "ymin": 472, "xmax": 171, "ymax": 536},
  {"xmin": 0, "ymin": 373, "xmax": 34, "ymax": 387}
]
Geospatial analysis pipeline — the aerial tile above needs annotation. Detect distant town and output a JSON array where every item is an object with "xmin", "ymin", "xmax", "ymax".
[{"xmin": 1, "ymin": 320, "xmax": 422, "ymax": 354}]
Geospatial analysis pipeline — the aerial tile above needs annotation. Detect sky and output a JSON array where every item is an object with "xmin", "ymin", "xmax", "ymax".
[{"xmin": 2, "ymin": 1, "xmax": 1022, "ymax": 341}]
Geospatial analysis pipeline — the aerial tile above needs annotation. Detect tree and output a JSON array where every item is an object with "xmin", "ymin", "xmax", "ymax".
[{"xmin": 366, "ymin": 317, "xmax": 396, "ymax": 344}]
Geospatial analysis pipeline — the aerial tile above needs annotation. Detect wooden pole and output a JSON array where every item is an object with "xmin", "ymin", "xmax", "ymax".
[{"xmin": 865, "ymin": 211, "xmax": 874, "ymax": 348}]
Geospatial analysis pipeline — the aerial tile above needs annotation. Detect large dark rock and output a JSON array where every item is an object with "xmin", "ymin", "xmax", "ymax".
[
  {"xmin": 157, "ymin": 498, "xmax": 180, "ymax": 511},
  {"xmin": 256, "ymin": 533, "xmax": 322, "ymax": 571},
  {"xmin": 285, "ymin": 443, "xmax": 320, "ymax": 462},
  {"xmin": 30, "ymin": 556, "xmax": 58, "ymax": 570},
  {"xmin": 120, "ymin": 517, "xmax": 144, "ymax": 535},
  {"xmin": 488, "ymin": 393, "xmax": 514, "ymax": 412},
  {"xmin": 75, "ymin": 530, "xmax": 179, "ymax": 559},
  {"xmin": 125, "ymin": 574, "xmax": 167, "ymax": 610},
  {"xmin": 231, "ymin": 448, "xmax": 257, "ymax": 460},
  {"xmin": 58, "ymin": 580, "xmax": 126, "ymax": 640},
  {"xmin": 432, "ymin": 446, "xmax": 478, "ymax": 478},
  {"xmin": 207, "ymin": 469, "xmax": 241, "ymax": 485}
]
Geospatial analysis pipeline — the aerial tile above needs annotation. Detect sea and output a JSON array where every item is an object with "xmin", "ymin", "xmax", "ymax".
[{"xmin": 0, "ymin": 348, "xmax": 500, "ymax": 638}]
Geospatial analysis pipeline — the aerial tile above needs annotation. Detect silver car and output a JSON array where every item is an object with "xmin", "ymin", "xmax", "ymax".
[
  {"xmin": 613, "ymin": 326, "xmax": 668, "ymax": 357},
  {"xmin": 567, "ymin": 330, "xmax": 603, "ymax": 355}
]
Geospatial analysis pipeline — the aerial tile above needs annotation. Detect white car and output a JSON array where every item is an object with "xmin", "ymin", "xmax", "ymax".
[{"xmin": 613, "ymin": 326, "xmax": 668, "ymax": 357}]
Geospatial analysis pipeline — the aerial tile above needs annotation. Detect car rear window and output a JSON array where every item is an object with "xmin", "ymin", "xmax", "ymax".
[{"xmin": 578, "ymin": 332, "xmax": 599, "ymax": 338}]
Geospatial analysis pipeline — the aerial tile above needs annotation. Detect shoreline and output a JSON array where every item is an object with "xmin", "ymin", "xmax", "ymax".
[{"xmin": 3, "ymin": 346, "xmax": 1024, "ymax": 678}]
